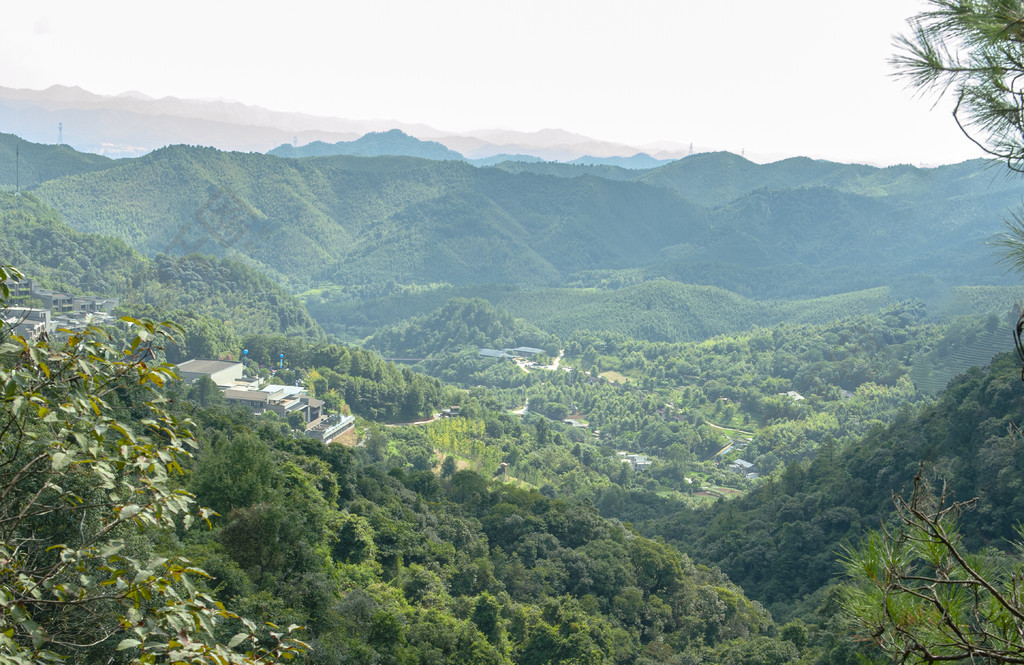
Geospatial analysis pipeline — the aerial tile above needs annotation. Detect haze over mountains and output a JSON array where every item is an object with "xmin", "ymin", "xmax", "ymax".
[{"xmin": 0, "ymin": 84, "xmax": 694, "ymax": 163}]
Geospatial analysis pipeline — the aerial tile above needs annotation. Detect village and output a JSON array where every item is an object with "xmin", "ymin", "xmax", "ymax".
[
  {"xmin": 1, "ymin": 276, "xmax": 119, "ymax": 338},
  {"xmin": 2, "ymin": 275, "xmax": 758, "ymax": 477},
  {"xmin": 177, "ymin": 358, "xmax": 356, "ymax": 444},
  {"xmin": 1, "ymin": 275, "xmax": 356, "ymax": 445}
]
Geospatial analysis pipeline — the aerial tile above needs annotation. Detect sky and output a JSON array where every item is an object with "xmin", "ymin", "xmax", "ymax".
[{"xmin": 0, "ymin": 0, "xmax": 989, "ymax": 166}]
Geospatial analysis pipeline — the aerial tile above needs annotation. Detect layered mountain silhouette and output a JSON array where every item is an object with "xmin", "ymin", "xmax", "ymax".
[
  {"xmin": 2, "ymin": 132, "xmax": 1016, "ymax": 306},
  {"xmin": 269, "ymin": 130, "xmax": 465, "ymax": 161},
  {"xmin": 0, "ymin": 85, "xmax": 690, "ymax": 163}
]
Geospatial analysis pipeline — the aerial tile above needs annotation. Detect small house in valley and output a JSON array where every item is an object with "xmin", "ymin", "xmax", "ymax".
[
  {"xmin": 511, "ymin": 346, "xmax": 545, "ymax": 356},
  {"xmin": 729, "ymin": 458, "xmax": 759, "ymax": 479}
]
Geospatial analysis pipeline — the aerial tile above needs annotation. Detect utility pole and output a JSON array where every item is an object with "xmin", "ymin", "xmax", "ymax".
[{"xmin": 15, "ymin": 146, "xmax": 19, "ymax": 193}]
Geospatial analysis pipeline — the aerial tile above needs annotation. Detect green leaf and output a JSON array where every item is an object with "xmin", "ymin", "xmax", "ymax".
[
  {"xmin": 227, "ymin": 633, "xmax": 248, "ymax": 648},
  {"xmin": 116, "ymin": 638, "xmax": 141, "ymax": 651},
  {"xmin": 50, "ymin": 452, "xmax": 72, "ymax": 471}
]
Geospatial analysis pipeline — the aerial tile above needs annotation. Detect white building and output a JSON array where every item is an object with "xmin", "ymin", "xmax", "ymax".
[{"xmin": 177, "ymin": 359, "xmax": 245, "ymax": 387}]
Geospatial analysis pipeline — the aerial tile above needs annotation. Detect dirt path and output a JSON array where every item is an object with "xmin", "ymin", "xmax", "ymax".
[
  {"xmin": 705, "ymin": 421, "xmax": 754, "ymax": 436},
  {"xmin": 384, "ymin": 414, "xmax": 439, "ymax": 427}
]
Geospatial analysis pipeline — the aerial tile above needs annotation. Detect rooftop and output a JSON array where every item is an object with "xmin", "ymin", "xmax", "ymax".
[
  {"xmin": 309, "ymin": 413, "xmax": 354, "ymax": 432},
  {"xmin": 178, "ymin": 359, "xmax": 243, "ymax": 374},
  {"xmin": 263, "ymin": 384, "xmax": 304, "ymax": 399},
  {"xmin": 224, "ymin": 388, "xmax": 269, "ymax": 402},
  {"xmin": 511, "ymin": 346, "xmax": 546, "ymax": 355}
]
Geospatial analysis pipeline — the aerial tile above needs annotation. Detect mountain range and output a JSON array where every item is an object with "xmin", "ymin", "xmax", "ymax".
[
  {"xmin": 267, "ymin": 129, "xmax": 673, "ymax": 169},
  {"xmin": 9, "ymin": 134, "xmax": 1015, "ymax": 286},
  {"xmin": 3, "ymin": 129, "xmax": 1023, "ymax": 350},
  {"xmin": 0, "ymin": 85, "xmax": 693, "ymax": 162}
]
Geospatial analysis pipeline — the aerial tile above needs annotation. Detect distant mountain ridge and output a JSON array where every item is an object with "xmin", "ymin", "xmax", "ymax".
[
  {"xmin": 269, "ymin": 129, "xmax": 465, "ymax": 161},
  {"xmin": 568, "ymin": 153, "xmax": 672, "ymax": 169},
  {"xmin": 0, "ymin": 84, "xmax": 694, "ymax": 163},
  {"xmin": 0, "ymin": 132, "xmax": 112, "ymax": 189},
  {"xmin": 269, "ymin": 131, "xmax": 676, "ymax": 170}
]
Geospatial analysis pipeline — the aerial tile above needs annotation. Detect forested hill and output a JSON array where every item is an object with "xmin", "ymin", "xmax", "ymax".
[
  {"xmin": 0, "ymin": 192, "xmax": 322, "ymax": 356},
  {"xmin": 490, "ymin": 151, "xmax": 1002, "ymax": 207},
  {"xmin": 0, "ymin": 132, "xmax": 114, "ymax": 189},
  {"xmin": 366, "ymin": 297, "xmax": 559, "ymax": 358},
  {"xmin": 28, "ymin": 146, "xmax": 707, "ymax": 291},
  {"xmin": 653, "ymin": 351, "xmax": 1024, "ymax": 617},
  {"xmin": 269, "ymin": 129, "xmax": 466, "ymax": 160},
  {"xmin": 12, "ymin": 140, "xmax": 1021, "ymax": 299}
]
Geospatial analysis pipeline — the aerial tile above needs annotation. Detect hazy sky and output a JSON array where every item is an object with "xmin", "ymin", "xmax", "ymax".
[{"xmin": 0, "ymin": 0, "xmax": 988, "ymax": 165}]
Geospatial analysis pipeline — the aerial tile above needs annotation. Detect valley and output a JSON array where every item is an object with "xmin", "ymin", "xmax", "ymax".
[{"xmin": 2, "ymin": 128, "xmax": 1024, "ymax": 664}]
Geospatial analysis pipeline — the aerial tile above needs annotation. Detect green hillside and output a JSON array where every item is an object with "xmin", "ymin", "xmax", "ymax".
[
  {"xmin": 20, "ymin": 142, "xmax": 1020, "ymax": 303},
  {"xmin": 0, "ymin": 191, "xmax": 148, "ymax": 295},
  {"xmin": 30, "ymin": 148, "xmax": 708, "ymax": 290},
  {"xmin": 269, "ymin": 129, "xmax": 465, "ymax": 160},
  {"xmin": 492, "ymin": 282, "xmax": 897, "ymax": 342},
  {"xmin": 303, "ymin": 279, "xmax": 899, "ymax": 343},
  {"xmin": 486, "ymin": 159, "xmax": 639, "ymax": 182},
  {"xmin": 901, "ymin": 287, "xmax": 1024, "ymax": 394},
  {"xmin": 655, "ymin": 351, "xmax": 1024, "ymax": 618},
  {"xmin": 0, "ymin": 192, "xmax": 321, "ymax": 355},
  {"xmin": 652, "ymin": 182, "xmax": 1021, "ymax": 298},
  {"xmin": 0, "ymin": 132, "xmax": 114, "ymax": 190},
  {"xmin": 366, "ymin": 297, "xmax": 559, "ymax": 358},
  {"xmin": 633, "ymin": 152, "xmax": 1011, "ymax": 207},
  {"xmin": 4, "ymin": 138, "xmax": 1018, "ymax": 350},
  {"xmin": 936, "ymin": 284, "xmax": 1024, "ymax": 319},
  {"xmin": 635, "ymin": 152, "xmax": 841, "ymax": 205},
  {"xmin": 29, "ymin": 146, "xmax": 356, "ymax": 289},
  {"xmin": 909, "ymin": 312, "xmax": 1016, "ymax": 394}
]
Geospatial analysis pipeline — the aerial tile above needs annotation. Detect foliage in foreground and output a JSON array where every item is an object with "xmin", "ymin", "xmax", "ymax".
[
  {"xmin": 843, "ymin": 470, "xmax": 1024, "ymax": 663},
  {"xmin": 0, "ymin": 266, "xmax": 305, "ymax": 663}
]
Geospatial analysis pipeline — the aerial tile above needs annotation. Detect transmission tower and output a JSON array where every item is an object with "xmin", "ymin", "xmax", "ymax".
[{"xmin": 57, "ymin": 122, "xmax": 63, "ymax": 145}]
